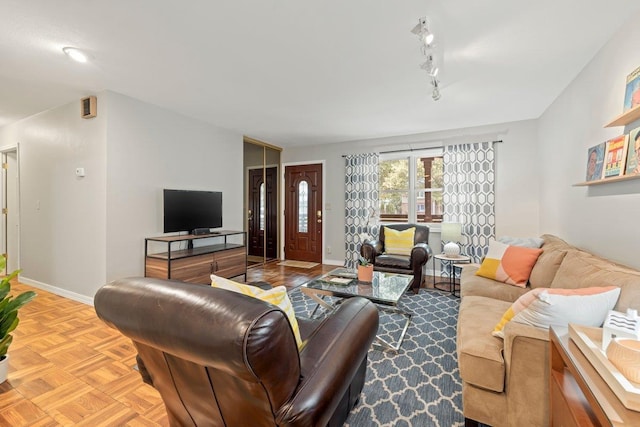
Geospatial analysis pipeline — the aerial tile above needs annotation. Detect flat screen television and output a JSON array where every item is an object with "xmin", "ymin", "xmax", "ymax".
[{"xmin": 163, "ymin": 189, "xmax": 222, "ymax": 233}]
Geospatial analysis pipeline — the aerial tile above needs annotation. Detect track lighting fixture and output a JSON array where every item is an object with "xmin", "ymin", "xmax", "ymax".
[{"xmin": 412, "ymin": 17, "xmax": 442, "ymax": 101}]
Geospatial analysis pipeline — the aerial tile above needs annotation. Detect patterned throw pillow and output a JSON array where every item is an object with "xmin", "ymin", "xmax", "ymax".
[
  {"xmin": 210, "ymin": 275, "xmax": 302, "ymax": 349},
  {"xmin": 492, "ymin": 286, "xmax": 621, "ymax": 338},
  {"xmin": 475, "ymin": 240, "xmax": 543, "ymax": 287},
  {"xmin": 384, "ymin": 227, "xmax": 415, "ymax": 256}
]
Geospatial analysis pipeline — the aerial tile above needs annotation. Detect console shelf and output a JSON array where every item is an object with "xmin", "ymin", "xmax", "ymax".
[{"xmin": 145, "ymin": 230, "xmax": 247, "ymax": 284}]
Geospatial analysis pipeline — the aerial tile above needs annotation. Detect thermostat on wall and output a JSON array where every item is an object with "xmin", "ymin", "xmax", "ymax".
[{"xmin": 81, "ymin": 96, "xmax": 97, "ymax": 119}]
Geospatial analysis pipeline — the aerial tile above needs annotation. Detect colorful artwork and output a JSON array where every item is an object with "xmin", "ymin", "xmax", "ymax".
[
  {"xmin": 603, "ymin": 135, "xmax": 629, "ymax": 178},
  {"xmin": 585, "ymin": 142, "xmax": 605, "ymax": 181},
  {"xmin": 623, "ymin": 66, "xmax": 640, "ymax": 112},
  {"xmin": 625, "ymin": 126, "xmax": 640, "ymax": 175}
]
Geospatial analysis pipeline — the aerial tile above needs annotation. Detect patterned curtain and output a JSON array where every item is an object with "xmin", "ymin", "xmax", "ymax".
[
  {"xmin": 443, "ymin": 142, "xmax": 495, "ymax": 263},
  {"xmin": 344, "ymin": 153, "xmax": 379, "ymax": 268}
]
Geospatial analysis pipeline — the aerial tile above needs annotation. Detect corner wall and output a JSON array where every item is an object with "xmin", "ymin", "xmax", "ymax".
[
  {"xmin": 105, "ymin": 92, "xmax": 244, "ymax": 283},
  {"xmin": 538, "ymin": 11, "xmax": 640, "ymax": 269},
  {"xmin": 0, "ymin": 97, "xmax": 108, "ymax": 300}
]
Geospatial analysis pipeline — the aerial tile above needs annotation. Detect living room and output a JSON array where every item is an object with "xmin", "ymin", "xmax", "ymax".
[{"xmin": 1, "ymin": 2, "xmax": 640, "ymax": 426}]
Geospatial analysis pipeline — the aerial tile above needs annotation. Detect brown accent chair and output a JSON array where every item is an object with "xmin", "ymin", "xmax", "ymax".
[
  {"xmin": 94, "ymin": 277, "xmax": 379, "ymax": 427},
  {"xmin": 360, "ymin": 224, "xmax": 432, "ymax": 293}
]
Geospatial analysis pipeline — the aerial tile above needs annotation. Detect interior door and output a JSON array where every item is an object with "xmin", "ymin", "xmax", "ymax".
[
  {"xmin": 248, "ymin": 167, "xmax": 278, "ymax": 259},
  {"xmin": 1, "ymin": 150, "xmax": 19, "ymax": 274},
  {"xmin": 284, "ymin": 164, "xmax": 322, "ymax": 263},
  {"xmin": 248, "ymin": 168, "xmax": 264, "ymax": 257}
]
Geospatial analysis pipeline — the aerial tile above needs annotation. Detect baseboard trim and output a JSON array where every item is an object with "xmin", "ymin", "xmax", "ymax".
[
  {"xmin": 20, "ymin": 276, "xmax": 94, "ymax": 306},
  {"xmin": 322, "ymin": 258, "xmax": 344, "ymax": 266}
]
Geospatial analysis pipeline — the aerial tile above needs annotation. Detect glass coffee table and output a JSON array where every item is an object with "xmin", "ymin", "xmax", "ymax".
[{"xmin": 300, "ymin": 268, "xmax": 412, "ymax": 352}]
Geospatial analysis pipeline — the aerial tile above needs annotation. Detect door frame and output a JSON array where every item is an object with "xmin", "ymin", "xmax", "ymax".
[
  {"xmin": 280, "ymin": 160, "xmax": 326, "ymax": 263},
  {"xmin": 0, "ymin": 143, "xmax": 20, "ymax": 275}
]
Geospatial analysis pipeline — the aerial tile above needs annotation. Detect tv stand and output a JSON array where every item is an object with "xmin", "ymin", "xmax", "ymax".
[{"xmin": 145, "ymin": 230, "xmax": 247, "ymax": 284}]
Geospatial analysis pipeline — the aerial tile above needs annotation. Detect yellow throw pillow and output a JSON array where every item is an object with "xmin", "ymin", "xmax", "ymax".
[
  {"xmin": 475, "ymin": 240, "xmax": 542, "ymax": 287},
  {"xmin": 384, "ymin": 226, "xmax": 415, "ymax": 256},
  {"xmin": 210, "ymin": 275, "xmax": 302, "ymax": 349}
]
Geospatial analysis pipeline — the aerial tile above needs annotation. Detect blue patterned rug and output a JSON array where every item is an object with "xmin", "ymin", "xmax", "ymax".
[{"xmin": 288, "ymin": 288, "xmax": 463, "ymax": 427}]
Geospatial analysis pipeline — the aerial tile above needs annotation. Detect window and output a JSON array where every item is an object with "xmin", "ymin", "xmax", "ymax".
[{"xmin": 379, "ymin": 152, "xmax": 443, "ymax": 223}]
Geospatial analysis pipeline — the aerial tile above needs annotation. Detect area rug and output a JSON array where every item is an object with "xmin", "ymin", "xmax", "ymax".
[
  {"xmin": 277, "ymin": 260, "xmax": 319, "ymax": 269},
  {"xmin": 288, "ymin": 288, "xmax": 463, "ymax": 427}
]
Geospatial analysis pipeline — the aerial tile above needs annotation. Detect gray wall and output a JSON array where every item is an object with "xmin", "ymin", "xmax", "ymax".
[
  {"xmin": 282, "ymin": 119, "xmax": 540, "ymax": 265},
  {"xmin": 105, "ymin": 92, "xmax": 244, "ymax": 283},
  {"xmin": 0, "ymin": 91, "xmax": 244, "ymax": 301},
  {"xmin": 538, "ymin": 13, "xmax": 640, "ymax": 269},
  {"xmin": 0, "ymin": 97, "xmax": 108, "ymax": 301}
]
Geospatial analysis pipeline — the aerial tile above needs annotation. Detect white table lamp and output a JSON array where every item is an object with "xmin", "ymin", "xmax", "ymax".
[{"xmin": 441, "ymin": 222, "xmax": 462, "ymax": 257}]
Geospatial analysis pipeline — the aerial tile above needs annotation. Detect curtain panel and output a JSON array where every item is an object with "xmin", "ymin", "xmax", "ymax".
[
  {"xmin": 443, "ymin": 142, "xmax": 496, "ymax": 263},
  {"xmin": 344, "ymin": 153, "xmax": 379, "ymax": 268}
]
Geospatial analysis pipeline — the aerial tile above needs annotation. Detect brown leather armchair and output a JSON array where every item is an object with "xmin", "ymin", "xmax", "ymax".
[
  {"xmin": 360, "ymin": 224, "xmax": 432, "ymax": 293},
  {"xmin": 94, "ymin": 277, "xmax": 379, "ymax": 427}
]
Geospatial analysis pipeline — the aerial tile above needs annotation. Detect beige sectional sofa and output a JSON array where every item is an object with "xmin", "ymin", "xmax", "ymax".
[{"xmin": 456, "ymin": 234, "xmax": 640, "ymax": 427}]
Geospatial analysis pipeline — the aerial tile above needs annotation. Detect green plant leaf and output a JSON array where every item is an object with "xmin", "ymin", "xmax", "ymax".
[
  {"xmin": 0, "ymin": 281, "xmax": 9, "ymax": 301},
  {"xmin": 0, "ymin": 334, "xmax": 12, "ymax": 358},
  {"xmin": 0, "ymin": 311, "xmax": 18, "ymax": 337},
  {"xmin": 4, "ymin": 291, "xmax": 36, "ymax": 314}
]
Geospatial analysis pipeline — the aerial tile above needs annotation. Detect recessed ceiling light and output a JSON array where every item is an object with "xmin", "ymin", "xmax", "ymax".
[{"xmin": 62, "ymin": 47, "xmax": 89, "ymax": 63}]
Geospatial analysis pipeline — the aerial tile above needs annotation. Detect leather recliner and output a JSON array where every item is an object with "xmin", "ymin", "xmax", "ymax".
[
  {"xmin": 360, "ymin": 223, "xmax": 432, "ymax": 293},
  {"xmin": 94, "ymin": 277, "xmax": 379, "ymax": 427}
]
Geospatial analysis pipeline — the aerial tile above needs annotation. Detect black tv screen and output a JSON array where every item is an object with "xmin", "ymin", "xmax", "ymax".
[{"xmin": 163, "ymin": 189, "xmax": 222, "ymax": 233}]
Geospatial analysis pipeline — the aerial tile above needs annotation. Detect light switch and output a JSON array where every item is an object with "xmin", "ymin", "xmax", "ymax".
[{"xmin": 75, "ymin": 167, "xmax": 85, "ymax": 177}]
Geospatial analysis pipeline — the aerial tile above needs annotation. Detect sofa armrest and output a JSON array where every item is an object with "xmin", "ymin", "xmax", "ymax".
[
  {"xmin": 502, "ymin": 321, "xmax": 550, "ymax": 427},
  {"xmin": 361, "ymin": 239, "xmax": 383, "ymax": 263},
  {"xmin": 411, "ymin": 242, "xmax": 432, "ymax": 265},
  {"xmin": 276, "ymin": 297, "xmax": 379, "ymax": 427}
]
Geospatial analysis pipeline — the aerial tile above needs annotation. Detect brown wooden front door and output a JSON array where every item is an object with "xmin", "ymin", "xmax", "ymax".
[
  {"xmin": 284, "ymin": 164, "xmax": 322, "ymax": 263},
  {"xmin": 248, "ymin": 167, "xmax": 277, "ymax": 259}
]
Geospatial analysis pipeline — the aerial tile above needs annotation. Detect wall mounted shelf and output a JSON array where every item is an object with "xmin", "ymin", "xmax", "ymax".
[
  {"xmin": 605, "ymin": 104, "xmax": 640, "ymax": 127},
  {"xmin": 574, "ymin": 173, "xmax": 640, "ymax": 186}
]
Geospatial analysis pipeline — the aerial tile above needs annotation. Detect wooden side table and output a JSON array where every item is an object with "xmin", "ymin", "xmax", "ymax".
[
  {"xmin": 549, "ymin": 326, "xmax": 640, "ymax": 426},
  {"xmin": 432, "ymin": 254, "xmax": 470, "ymax": 297}
]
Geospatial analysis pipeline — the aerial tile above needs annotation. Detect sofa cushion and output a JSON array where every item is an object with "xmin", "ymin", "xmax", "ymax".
[
  {"xmin": 492, "ymin": 286, "xmax": 621, "ymax": 338},
  {"xmin": 374, "ymin": 253, "xmax": 410, "ymax": 269},
  {"xmin": 457, "ymin": 295, "xmax": 512, "ymax": 392},
  {"xmin": 210, "ymin": 275, "xmax": 303, "ymax": 348},
  {"xmin": 475, "ymin": 240, "xmax": 543, "ymax": 287},
  {"xmin": 460, "ymin": 265, "xmax": 529, "ymax": 303},
  {"xmin": 383, "ymin": 226, "xmax": 415, "ymax": 256},
  {"xmin": 529, "ymin": 248, "xmax": 568, "ymax": 289},
  {"xmin": 550, "ymin": 250, "xmax": 640, "ymax": 312}
]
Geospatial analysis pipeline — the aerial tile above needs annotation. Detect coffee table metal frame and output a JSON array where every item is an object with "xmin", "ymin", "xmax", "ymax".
[{"xmin": 300, "ymin": 269, "xmax": 412, "ymax": 352}]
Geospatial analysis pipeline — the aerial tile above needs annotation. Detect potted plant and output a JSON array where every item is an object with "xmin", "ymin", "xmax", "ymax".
[
  {"xmin": 0, "ymin": 255, "xmax": 36, "ymax": 384},
  {"xmin": 357, "ymin": 256, "xmax": 374, "ymax": 282}
]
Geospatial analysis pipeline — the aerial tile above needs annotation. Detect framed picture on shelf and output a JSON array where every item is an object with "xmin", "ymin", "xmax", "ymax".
[
  {"xmin": 603, "ymin": 135, "xmax": 629, "ymax": 178},
  {"xmin": 625, "ymin": 126, "xmax": 640, "ymax": 175},
  {"xmin": 623, "ymin": 65, "xmax": 640, "ymax": 112},
  {"xmin": 585, "ymin": 142, "xmax": 606, "ymax": 181}
]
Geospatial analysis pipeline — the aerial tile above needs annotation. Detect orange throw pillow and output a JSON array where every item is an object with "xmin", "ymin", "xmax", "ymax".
[{"xmin": 476, "ymin": 240, "xmax": 543, "ymax": 287}]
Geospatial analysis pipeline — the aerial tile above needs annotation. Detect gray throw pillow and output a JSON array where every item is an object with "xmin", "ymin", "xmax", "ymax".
[{"xmin": 497, "ymin": 236, "xmax": 544, "ymax": 249}]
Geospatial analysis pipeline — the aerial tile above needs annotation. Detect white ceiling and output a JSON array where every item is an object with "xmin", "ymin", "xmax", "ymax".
[{"xmin": 1, "ymin": 1, "xmax": 639, "ymax": 147}]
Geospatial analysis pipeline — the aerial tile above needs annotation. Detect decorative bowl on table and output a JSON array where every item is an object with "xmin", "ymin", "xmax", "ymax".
[{"xmin": 606, "ymin": 337, "xmax": 640, "ymax": 383}]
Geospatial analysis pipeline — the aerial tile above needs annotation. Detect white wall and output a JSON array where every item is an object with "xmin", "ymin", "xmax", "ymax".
[
  {"xmin": 282, "ymin": 119, "xmax": 540, "ymax": 264},
  {"xmin": 105, "ymin": 92, "xmax": 244, "ymax": 283},
  {"xmin": 538, "ymin": 12, "xmax": 640, "ymax": 269},
  {"xmin": 0, "ymin": 97, "xmax": 108, "ymax": 301},
  {"xmin": 0, "ymin": 91, "xmax": 244, "ymax": 301}
]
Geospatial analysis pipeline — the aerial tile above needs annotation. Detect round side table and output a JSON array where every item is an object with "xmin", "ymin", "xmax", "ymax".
[{"xmin": 433, "ymin": 254, "xmax": 471, "ymax": 297}]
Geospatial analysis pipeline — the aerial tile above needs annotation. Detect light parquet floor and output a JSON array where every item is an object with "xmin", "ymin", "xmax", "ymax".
[{"xmin": 1, "ymin": 263, "xmax": 433, "ymax": 426}]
